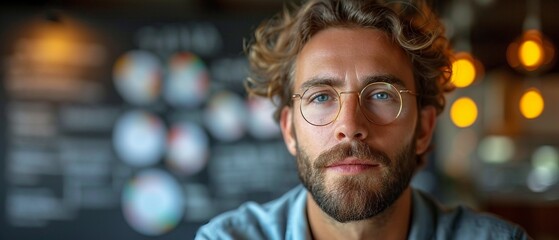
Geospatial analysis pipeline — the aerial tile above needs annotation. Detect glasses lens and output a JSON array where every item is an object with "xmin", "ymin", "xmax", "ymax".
[
  {"xmin": 300, "ymin": 85, "xmax": 339, "ymax": 126},
  {"xmin": 360, "ymin": 83, "xmax": 402, "ymax": 125}
]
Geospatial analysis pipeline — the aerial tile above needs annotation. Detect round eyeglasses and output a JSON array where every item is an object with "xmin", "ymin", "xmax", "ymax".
[{"xmin": 291, "ymin": 82, "xmax": 418, "ymax": 126}]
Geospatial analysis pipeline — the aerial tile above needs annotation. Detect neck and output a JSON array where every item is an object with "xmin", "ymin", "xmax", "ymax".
[{"xmin": 307, "ymin": 187, "xmax": 412, "ymax": 240}]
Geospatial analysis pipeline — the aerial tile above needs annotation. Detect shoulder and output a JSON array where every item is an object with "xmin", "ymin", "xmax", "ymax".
[
  {"xmin": 195, "ymin": 185, "xmax": 308, "ymax": 240},
  {"xmin": 440, "ymin": 205, "xmax": 529, "ymax": 239},
  {"xmin": 414, "ymin": 190, "xmax": 531, "ymax": 240}
]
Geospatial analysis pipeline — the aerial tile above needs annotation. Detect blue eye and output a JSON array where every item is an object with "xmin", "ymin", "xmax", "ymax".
[
  {"xmin": 313, "ymin": 94, "xmax": 330, "ymax": 103},
  {"xmin": 302, "ymin": 85, "xmax": 337, "ymax": 106},
  {"xmin": 372, "ymin": 92, "xmax": 390, "ymax": 100}
]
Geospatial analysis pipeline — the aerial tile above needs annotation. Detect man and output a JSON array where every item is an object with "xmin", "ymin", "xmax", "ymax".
[{"xmin": 196, "ymin": 0, "xmax": 530, "ymax": 239}]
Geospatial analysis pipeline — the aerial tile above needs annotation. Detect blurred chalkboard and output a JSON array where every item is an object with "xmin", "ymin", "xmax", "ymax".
[{"xmin": 0, "ymin": 7, "xmax": 299, "ymax": 240}]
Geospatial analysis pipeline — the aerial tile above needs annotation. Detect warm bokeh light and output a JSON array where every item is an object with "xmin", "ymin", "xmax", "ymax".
[
  {"xmin": 519, "ymin": 88, "xmax": 544, "ymax": 119},
  {"xmin": 450, "ymin": 52, "xmax": 478, "ymax": 88},
  {"xmin": 507, "ymin": 29, "xmax": 555, "ymax": 72},
  {"xmin": 23, "ymin": 26, "xmax": 75, "ymax": 64},
  {"xmin": 16, "ymin": 15, "xmax": 107, "ymax": 67},
  {"xmin": 41, "ymin": 31, "xmax": 70, "ymax": 63},
  {"xmin": 451, "ymin": 59, "xmax": 475, "ymax": 88},
  {"xmin": 450, "ymin": 97, "xmax": 478, "ymax": 128},
  {"xmin": 519, "ymin": 39, "xmax": 543, "ymax": 69}
]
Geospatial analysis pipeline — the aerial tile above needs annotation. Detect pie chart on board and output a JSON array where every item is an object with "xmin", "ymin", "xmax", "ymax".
[
  {"xmin": 113, "ymin": 50, "xmax": 162, "ymax": 106},
  {"xmin": 247, "ymin": 96, "xmax": 280, "ymax": 140},
  {"xmin": 166, "ymin": 122, "xmax": 209, "ymax": 176},
  {"xmin": 113, "ymin": 110, "xmax": 166, "ymax": 167},
  {"xmin": 204, "ymin": 90, "xmax": 247, "ymax": 142},
  {"xmin": 164, "ymin": 52, "xmax": 210, "ymax": 108},
  {"xmin": 122, "ymin": 168, "xmax": 184, "ymax": 236}
]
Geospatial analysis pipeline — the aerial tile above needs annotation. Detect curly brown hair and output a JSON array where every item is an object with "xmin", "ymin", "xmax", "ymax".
[{"xmin": 245, "ymin": 0, "xmax": 454, "ymax": 122}]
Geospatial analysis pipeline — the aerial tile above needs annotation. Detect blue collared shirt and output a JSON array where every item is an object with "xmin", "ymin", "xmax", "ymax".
[{"xmin": 195, "ymin": 185, "xmax": 530, "ymax": 240}]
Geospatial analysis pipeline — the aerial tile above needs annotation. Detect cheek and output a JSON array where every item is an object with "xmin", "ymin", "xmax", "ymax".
[
  {"xmin": 370, "ymin": 119, "xmax": 417, "ymax": 153},
  {"xmin": 294, "ymin": 121, "xmax": 334, "ymax": 157}
]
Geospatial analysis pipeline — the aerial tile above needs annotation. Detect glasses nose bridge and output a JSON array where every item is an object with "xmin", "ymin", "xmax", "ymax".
[
  {"xmin": 338, "ymin": 90, "xmax": 361, "ymax": 100},
  {"xmin": 338, "ymin": 90, "xmax": 362, "ymax": 107},
  {"xmin": 336, "ymin": 90, "xmax": 364, "ymax": 121}
]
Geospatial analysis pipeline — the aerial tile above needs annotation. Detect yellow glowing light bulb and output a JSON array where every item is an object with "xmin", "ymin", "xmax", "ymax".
[
  {"xmin": 520, "ymin": 88, "xmax": 544, "ymax": 119},
  {"xmin": 43, "ymin": 36, "xmax": 68, "ymax": 61},
  {"xmin": 451, "ymin": 58, "xmax": 476, "ymax": 88},
  {"xmin": 450, "ymin": 97, "xmax": 478, "ymax": 128},
  {"xmin": 519, "ymin": 40, "xmax": 544, "ymax": 69}
]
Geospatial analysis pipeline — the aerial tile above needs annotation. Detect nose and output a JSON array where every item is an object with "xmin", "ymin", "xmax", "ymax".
[{"xmin": 334, "ymin": 93, "xmax": 369, "ymax": 142}]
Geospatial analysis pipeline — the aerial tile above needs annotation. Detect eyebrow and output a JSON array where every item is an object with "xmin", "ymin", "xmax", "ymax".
[
  {"xmin": 298, "ymin": 74, "xmax": 409, "ymax": 92},
  {"xmin": 299, "ymin": 77, "xmax": 342, "ymax": 91},
  {"xmin": 362, "ymin": 75, "xmax": 407, "ymax": 88}
]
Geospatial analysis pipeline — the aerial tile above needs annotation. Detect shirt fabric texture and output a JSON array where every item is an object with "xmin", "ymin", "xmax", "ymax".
[{"xmin": 195, "ymin": 185, "xmax": 530, "ymax": 240}]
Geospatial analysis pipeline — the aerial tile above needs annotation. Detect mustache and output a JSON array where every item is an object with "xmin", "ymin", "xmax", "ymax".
[{"xmin": 313, "ymin": 141, "xmax": 391, "ymax": 168}]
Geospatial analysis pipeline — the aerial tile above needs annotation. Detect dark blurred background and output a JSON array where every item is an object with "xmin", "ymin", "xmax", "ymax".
[{"xmin": 1, "ymin": 0, "xmax": 558, "ymax": 239}]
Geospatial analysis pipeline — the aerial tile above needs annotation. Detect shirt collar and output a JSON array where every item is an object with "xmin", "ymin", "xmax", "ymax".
[
  {"xmin": 408, "ymin": 189, "xmax": 437, "ymax": 239},
  {"xmin": 290, "ymin": 186, "xmax": 436, "ymax": 240},
  {"xmin": 286, "ymin": 185, "xmax": 312, "ymax": 240}
]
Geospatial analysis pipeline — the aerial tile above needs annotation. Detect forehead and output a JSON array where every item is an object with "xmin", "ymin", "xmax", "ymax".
[{"xmin": 294, "ymin": 27, "xmax": 414, "ymax": 91}]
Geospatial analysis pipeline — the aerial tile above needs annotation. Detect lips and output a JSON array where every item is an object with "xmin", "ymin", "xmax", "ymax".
[
  {"xmin": 325, "ymin": 158, "xmax": 379, "ymax": 174},
  {"xmin": 326, "ymin": 157, "xmax": 380, "ymax": 168},
  {"xmin": 312, "ymin": 141, "xmax": 391, "ymax": 172}
]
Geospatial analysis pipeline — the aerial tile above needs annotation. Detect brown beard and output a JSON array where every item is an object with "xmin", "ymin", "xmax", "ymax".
[{"xmin": 296, "ymin": 139, "xmax": 417, "ymax": 223}]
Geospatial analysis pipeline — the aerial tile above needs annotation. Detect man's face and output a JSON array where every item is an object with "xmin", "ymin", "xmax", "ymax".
[{"xmin": 280, "ymin": 27, "xmax": 436, "ymax": 222}]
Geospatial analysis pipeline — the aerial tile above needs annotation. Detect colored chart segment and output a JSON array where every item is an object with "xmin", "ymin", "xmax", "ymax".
[
  {"xmin": 113, "ymin": 110, "xmax": 166, "ymax": 167},
  {"xmin": 113, "ymin": 50, "xmax": 162, "ymax": 105},
  {"xmin": 164, "ymin": 52, "xmax": 210, "ymax": 108},
  {"xmin": 247, "ymin": 96, "xmax": 280, "ymax": 139},
  {"xmin": 122, "ymin": 168, "xmax": 184, "ymax": 236},
  {"xmin": 166, "ymin": 122, "xmax": 209, "ymax": 176},
  {"xmin": 204, "ymin": 90, "xmax": 247, "ymax": 142}
]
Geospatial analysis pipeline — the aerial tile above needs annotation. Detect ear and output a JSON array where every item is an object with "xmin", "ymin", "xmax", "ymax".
[
  {"xmin": 280, "ymin": 106, "xmax": 297, "ymax": 156},
  {"xmin": 415, "ymin": 105, "xmax": 437, "ymax": 155}
]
